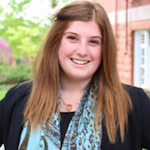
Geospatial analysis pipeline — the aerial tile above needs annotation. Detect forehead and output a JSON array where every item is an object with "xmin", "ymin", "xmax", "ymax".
[{"xmin": 64, "ymin": 20, "xmax": 101, "ymax": 36}]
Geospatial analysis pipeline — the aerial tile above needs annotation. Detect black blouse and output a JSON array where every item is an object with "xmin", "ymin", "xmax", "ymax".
[{"xmin": 60, "ymin": 112, "xmax": 75, "ymax": 147}]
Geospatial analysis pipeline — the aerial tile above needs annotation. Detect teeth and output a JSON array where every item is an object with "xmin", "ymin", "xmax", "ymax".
[{"xmin": 71, "ymin": 59, "xmax": 89, "ymax": 64}]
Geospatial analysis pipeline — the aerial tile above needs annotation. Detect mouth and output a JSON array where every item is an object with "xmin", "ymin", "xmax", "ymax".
[{"xmin": 71, "ymin": 58, "xmax": 90, "ymax": 65}]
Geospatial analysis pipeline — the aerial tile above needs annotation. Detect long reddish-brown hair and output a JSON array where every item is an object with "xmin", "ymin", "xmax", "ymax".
[{"xmin": 24, "ymin": 0, "xmax": 132, "ymax": 144}]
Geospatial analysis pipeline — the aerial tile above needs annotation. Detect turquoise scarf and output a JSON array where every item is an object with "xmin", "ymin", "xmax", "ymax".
[{"xmin": 18, "ymin": 80, "xmax": 102, "ymax": 150}]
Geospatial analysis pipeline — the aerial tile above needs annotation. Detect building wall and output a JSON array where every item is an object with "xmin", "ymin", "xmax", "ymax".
[
  {"xmin": 97, "ymin": 0, "xmax": 150, "ymax": 86},
  {"xmin": 115, "ymin": 20, "xmax": 150, "ymax": 85},
  {"xmin": 97, "ymin": 0, "xmax": 150, "ymax": 12}
]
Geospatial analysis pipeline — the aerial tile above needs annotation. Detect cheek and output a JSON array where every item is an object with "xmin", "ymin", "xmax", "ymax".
[
  {"xmin": 58, "ymin": 43, "xmax": 72, "ymax": 66},
  {"xmin": 58, "ymin": 40, "xmax": 73, "ymax": 56},
  {"xmin": 92, "ymin": 48, "xmax": 103, "ymax": 61}
]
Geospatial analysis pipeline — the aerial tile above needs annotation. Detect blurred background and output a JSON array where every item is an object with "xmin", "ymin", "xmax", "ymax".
[{"xmin": 0, "ymin": 0, "xmax": 74, "ymax": 101}]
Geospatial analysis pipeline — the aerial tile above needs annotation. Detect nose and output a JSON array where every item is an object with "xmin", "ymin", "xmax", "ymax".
[{"xmin": 76, "ymin": 42, "xmax": 88, "ymax": 56}]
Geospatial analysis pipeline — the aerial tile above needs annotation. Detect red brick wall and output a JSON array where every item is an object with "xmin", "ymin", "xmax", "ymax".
[
  {"xmin": 118, "ymin": 0, "xmax": 150, "ymax": 10},
  {"xmin": 116, "ymin": 20, "xmax": 150, "ymax": 85},
  {"xmin": 96, "ymin": 0, "xmax": 150, "ymax": 85}
]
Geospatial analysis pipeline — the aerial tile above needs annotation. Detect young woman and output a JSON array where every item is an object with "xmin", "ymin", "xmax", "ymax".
[{"xmin": 0, "ymin": 1, "xmax": 150, "ymax": 150}]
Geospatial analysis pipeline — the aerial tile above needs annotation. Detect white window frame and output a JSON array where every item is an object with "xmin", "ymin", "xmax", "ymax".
[{"xmin": 133, "ymin": 30, "xmax": 150, "ymax": 90}]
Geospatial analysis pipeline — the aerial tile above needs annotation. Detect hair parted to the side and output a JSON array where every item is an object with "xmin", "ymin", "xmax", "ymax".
[{"xmin": 24, "ymin": 0, "xmax": 132, "ymax": 144}]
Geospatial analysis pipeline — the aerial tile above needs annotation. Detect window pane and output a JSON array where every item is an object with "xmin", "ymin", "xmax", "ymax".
[
  {"xmin": 142, "ymin": 48, "xmax": 145, "ymax": 56},
  {"xmin": 140, "ymin": 68, "xmax": 145, "ymax": 76},
  {"xmin": 141, "ymin": 77, "xmax": 145, "ymax": 85},
  {"xmin": 141, "ymin": 34, "xmax": 145, "ymax": 43},
  {"xmin": 141, "ymin": 58, "xmax": 145, "ymax": 65}
]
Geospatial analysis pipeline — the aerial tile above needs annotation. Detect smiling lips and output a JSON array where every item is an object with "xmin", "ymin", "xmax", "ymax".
[{"xmin": 71, "ymin": 58, "xmax": 90, "ymax": 65}]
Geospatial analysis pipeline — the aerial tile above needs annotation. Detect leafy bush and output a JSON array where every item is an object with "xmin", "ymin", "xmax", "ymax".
[{"xmin": 0, "ymin": 64, "xmax": 32, "ymax": 84}]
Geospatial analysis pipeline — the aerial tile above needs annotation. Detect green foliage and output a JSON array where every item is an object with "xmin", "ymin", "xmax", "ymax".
[
  {"xmin": 0, "ymin": 0, "xmax": 50, "ymax": 60},
  {"xmin": 51, "ymin": 0, "xmax": 58, "ymax": 8},
  {"xmin": 6, "ymin": 25, "xmax": 40, "ymax": 59},
  {"xmin": 0, "ymin": 0, "xmax": 71, "ymax": 62},
  {"xmin": 0, "ymin": 84, "xmax": 16, "ymax": 100},
  {"xmin": 0, "ymin": 91, "xmax": 7, "ymax": 100},
  {"xmin": 0, "ymin": 64, "xmax": 32, "ymax": 84}
]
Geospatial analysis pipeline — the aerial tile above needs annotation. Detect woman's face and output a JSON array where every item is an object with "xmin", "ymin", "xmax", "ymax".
[{"xmin": 58, "ymin": 20, "xmax": 102, "ymax": 82}]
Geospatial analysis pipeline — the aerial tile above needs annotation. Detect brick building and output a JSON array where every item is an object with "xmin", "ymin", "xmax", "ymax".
[{"xmin": 96, "ymin": 0, "xmax": 150, "ymax": 91}]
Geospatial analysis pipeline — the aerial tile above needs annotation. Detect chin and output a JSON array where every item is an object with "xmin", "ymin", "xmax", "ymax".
[{"xmin": 70, "ymin": 74, "xmax": 92, "ymax": 81}]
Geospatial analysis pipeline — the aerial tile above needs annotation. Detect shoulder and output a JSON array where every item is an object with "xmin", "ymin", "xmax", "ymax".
[
  {"xmin": 8, "ymin": 81, "xmax": 32, "ymax": 95},
  {"xmin": 123, "ymin": 84, "xmax": 145, "ymax": 94},
  {"xmin": 122, "ymin": 85, "xmax": 150, "ymax": 148},
  {"xmin": 0, "ymin": 81, "xmax": 33, "ymax": 147},
  {"xmin": 122, "ymin": 84, "xmax": 150, "ymax": 122},
  {"xmin": 123, "ymin": 84, "xmax": 150, "ymax": 114},
  {"xmin": 123, "ymin": 84, "xmax": 149, "ymax": 102},
  {"xmin": 1, "ymin": 81, "xmax": 32, "ymax": 106},
  {"xmin": 123, "ymin": 84, "xmax": 150, "ymax": 124}
]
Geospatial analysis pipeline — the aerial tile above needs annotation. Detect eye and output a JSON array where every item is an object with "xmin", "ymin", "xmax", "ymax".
[
  {"xmin": 67, "ymin": 36, "xmax": 77, "ymax": 41},
  {"xmin": 89, "ymin": 40, "xmax": 100, "ymax": 45}
]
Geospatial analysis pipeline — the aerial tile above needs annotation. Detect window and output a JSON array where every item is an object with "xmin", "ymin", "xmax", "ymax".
[{"xmin": 133, "ymin": 30, "xmax": 150, "ymax": 90}]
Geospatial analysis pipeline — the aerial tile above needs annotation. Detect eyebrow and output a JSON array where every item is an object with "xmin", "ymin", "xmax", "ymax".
[{"xmin": 64, "ymin": 32, "xmax": 102, "ymax": 39}]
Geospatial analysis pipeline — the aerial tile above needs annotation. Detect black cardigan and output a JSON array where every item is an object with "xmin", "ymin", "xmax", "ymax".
[{"xmin": 0, "ymin": 82, "xmax": 150, "ymax": 150}]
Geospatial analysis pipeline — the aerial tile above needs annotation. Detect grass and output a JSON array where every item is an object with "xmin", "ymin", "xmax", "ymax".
[{"xmin": 0, "ymin": 91, "xmax": 7, "ymax": 100}]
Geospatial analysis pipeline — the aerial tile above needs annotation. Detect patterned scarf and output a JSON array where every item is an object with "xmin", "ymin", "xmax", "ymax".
[{"xmin": 18, "ymin": 80, "xmax": 102, "ymax": 150}]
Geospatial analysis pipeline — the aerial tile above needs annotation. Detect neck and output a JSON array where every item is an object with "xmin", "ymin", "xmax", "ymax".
[
  {"xmin": 60, "ymin": 75, "xmax": 92, "ymax": 93},
  {"xmin": 59, "ymin": 74, "xmax": 92, "ymax": 112}
]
